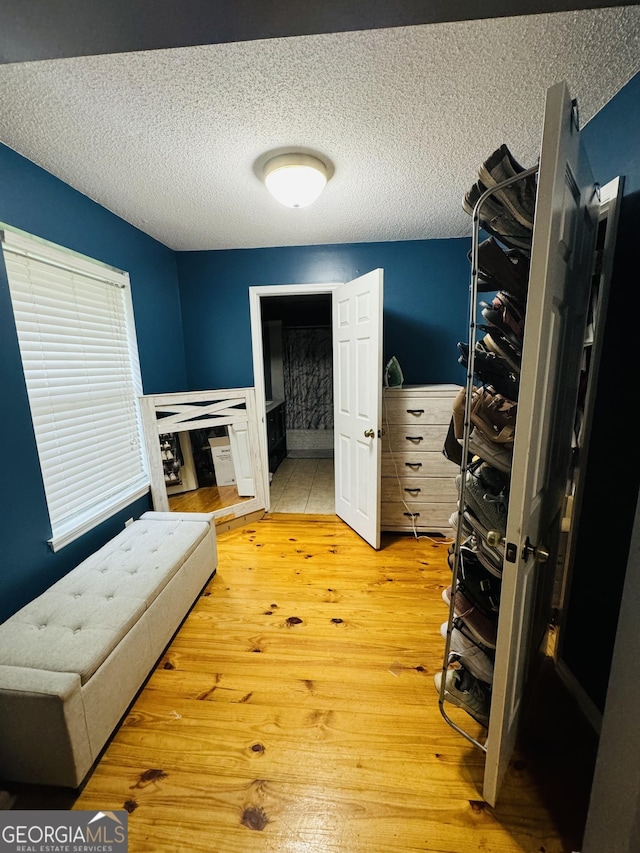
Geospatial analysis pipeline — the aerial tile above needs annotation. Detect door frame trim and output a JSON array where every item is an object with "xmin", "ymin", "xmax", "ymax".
[{"xmin": 249, "ymin": 282, "xmax": 342, "ymax": 509}]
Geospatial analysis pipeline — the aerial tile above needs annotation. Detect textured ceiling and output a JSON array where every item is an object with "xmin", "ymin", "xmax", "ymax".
[{"xmin": 1, "ymin": 7, "xmax": 639, "ymax": 251}]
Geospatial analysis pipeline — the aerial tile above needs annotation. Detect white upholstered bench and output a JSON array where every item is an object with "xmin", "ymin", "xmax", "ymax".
[{"xmin": 0, "ymin": 511, "xmax": 217, "ymax": 788}]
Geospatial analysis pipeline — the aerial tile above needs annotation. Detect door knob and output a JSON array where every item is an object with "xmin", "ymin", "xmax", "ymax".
[
  {"xmin": 486, "ymin": 530, "xmax": 503, "ymax": 547},
  {"xmin": 363, "ymin": 429, "xmax": 375, "ymax": 438},
  {"xmin": 522, "ymin": 536, "xmax": 550, "ymax": 563}
]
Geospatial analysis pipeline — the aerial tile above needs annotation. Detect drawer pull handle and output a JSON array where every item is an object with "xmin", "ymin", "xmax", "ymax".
[
  {"xmin": 406, "ymin": 409, "xmax": 425, "ymax": 415},
  {"xmin": 403, "ymin": 512, "xmax": 420, "ymax": 518},
  {"xmin": 405, "ymin": 462, "xmax": 422, "ymax": 469},
  {"xmin": 404, "ymin": 487, "xmax": 421, "ymax": 494},
  {"xmin": 405, "ymin": 435, "xmax": 423, "ymax": 442}
]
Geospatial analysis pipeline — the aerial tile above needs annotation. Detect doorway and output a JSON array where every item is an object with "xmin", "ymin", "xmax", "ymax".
[
  {"xmin": 249, "ymin": 283, "xmax": 340, "ymax": 513},
  {"xmin": 250, "ymin": 271, "xmax": 384, "ymax": 548}
]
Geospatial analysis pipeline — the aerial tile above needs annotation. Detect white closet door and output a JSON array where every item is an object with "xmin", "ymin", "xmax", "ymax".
[
  {"xmin": 332, "ymin": 269, "xmax": 384, "ymax": 549},
  {"xmin": 229, "ymin": 422, "xmax": 255, "ymax": 497},
  {"xmin": 483, "ymin": 81, "xmax": 599, "ymax": 805}
]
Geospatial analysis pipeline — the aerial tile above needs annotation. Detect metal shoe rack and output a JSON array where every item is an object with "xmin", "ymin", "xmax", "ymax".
[{"xmin": 437, "ymin": 164, "xmax": 539, "ymax": 751}]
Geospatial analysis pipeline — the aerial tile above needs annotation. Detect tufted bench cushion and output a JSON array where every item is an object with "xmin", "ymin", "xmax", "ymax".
[
  {"xmin": 0, "ymin": 515, "xmax": 209, "ymax": 684},
  {"xmin": 0, "ymin": 511, "xmax": 217, "ymax": 788}
]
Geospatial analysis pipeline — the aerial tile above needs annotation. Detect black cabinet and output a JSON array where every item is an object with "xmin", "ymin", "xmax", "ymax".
[{"xmin": 267, "ymin": 402, "xmax": 287, "ymax": 473}]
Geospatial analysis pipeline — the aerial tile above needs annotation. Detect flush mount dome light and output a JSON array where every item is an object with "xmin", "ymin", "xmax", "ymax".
[{"xmin": 263, "ymin": 153, "xmax": 329, "ymax": 208}]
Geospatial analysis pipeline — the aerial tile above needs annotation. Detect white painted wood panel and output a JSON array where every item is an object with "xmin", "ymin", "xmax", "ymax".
[
  {"xmin": 483, "ymin": 81, "xmax": 599, "ymax": 806},
  {"xmin": 332, "ymin": 270, "xmax": 384, "ymax": 549}
]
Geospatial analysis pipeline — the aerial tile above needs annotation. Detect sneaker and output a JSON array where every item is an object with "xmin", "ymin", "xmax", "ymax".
[
  {"xmin": 458, "ymin": 545, "xmax": 502, "ymax": 609},
  {"xmin": 468, "ymin": 533, "xmax": 504, "ymax": 578},
  {"xmin": 478, "ymin": 144, "xmax": 537, "ymax": 230},
  {"xmin": 448, "ymin": 510, "xmax": 473, "ymax": 540},
  {"xmin": 442, "ymin": 585, "xmax": 498, "ymax": 648},
  {"xmin": 440, "ymin": 620, "xmax": 495, "ymax": 685},
  {"xmin": 456, "ymin": 470, "xmax": 509, "ymax": 537},
  {"xmin": 462, "ymin": 181, "xmax": 533, "ymax": 252},
  {"xmin": 449, "ymin": 534, "xmax": 500, "ymax": 577},
  {"xmin": 434, "ymin": 666, "xmax": 491, "ymax": 726},
  {"xmin": 463, "ymin": 510, "xmax": 505, "ymax": 562}
]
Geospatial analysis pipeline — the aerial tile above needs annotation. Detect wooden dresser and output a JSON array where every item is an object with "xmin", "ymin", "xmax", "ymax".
[{"xmin": 381, "ymin": 384, "xmax": 460, "ymax": 534}]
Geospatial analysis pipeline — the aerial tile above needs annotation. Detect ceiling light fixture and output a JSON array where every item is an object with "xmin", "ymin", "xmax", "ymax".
[{"xmin": 263, "ymin": 152, "xmax": 329, "ymax": 209}]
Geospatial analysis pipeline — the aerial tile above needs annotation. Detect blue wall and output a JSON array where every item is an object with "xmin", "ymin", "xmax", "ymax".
[
  {"xmin": 582, "ymin": 70, "xmax": 640, "ymax": 196},
  {"xmin": 0, "ymin": 143, "xmax": 187, "ymax": 620},
  {"xmin": 177, "ymin": 239, "xmax": 471, "ymax": 390}
]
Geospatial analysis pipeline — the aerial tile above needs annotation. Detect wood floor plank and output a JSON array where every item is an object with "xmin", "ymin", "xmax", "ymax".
[
  {"xmin": 65, "ymin": 514, "xmax": 579, "ymax": 851},
  {"xmin": 77, "ymin": 771, "xmax": 564, "ymax": 853},
  {"xmin": 108, "ymin": 700, "xmax": 485, "ymax": 771},
  {"xmin": 141, "ymin": 668, "xmax": 446, "ymax": 718},
  {"xmin": 168, "ymin": 485, "xmax": 252, "ymax": 513},
  {"xmin": 180, "ymin": 600, "xmax": 449, "ymax": 631}
]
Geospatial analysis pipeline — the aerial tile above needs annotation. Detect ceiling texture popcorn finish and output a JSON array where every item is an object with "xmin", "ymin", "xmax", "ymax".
[{"xmin": 0, "ymin": 7, "xmax": 639, "ymax": 251}]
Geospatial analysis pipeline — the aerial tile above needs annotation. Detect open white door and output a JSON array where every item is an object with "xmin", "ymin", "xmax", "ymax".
[
  {"xmin": 333, "ymin": 269, "xmax": 384, "ymax": 549},
  {"xmin": 229, "ymin": 422, "xmax": 255, "ymax": 497},
  {"xmin": 483, "ymin": 81, "xmax": 599, "ymax": 804}
]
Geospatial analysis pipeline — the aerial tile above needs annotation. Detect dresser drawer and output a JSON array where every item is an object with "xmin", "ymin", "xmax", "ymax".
[
  {"xmin": 381, "ymin": 476, "xmax": 458, "ymax": 503},
  {"xmin": 383, "ymin": 395, "xmax": 456, "ymax": 426},
  {"xmin": 380, "ymin": 501, "xmax": 455, "ymax": 531},
  {"xmin": 383, "ymin": 423, "xmax": 449, "ymax": 452},
  {"xmin": 382, "ymin": 451, "xmax": 458, "ymax": 479}
]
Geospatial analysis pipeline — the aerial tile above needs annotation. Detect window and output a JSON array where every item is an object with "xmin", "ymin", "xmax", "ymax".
[{"xmin": 2, "ymin": 226, "xmax": 149, "ymax": 550}]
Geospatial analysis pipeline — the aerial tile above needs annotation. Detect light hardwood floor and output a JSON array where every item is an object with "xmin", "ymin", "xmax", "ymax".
[
  {"xmin": 168, "ymin": 484, "xmax": 253, "ymax": 513},
  {"xmin": 14, "ymin": 513, "xmax": 592, "ymax": 851}
]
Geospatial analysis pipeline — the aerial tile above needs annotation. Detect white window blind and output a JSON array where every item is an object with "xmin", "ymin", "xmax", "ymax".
[{"xmin": 2, "ymin": 227, "xmax": 149, "ymax": 551}]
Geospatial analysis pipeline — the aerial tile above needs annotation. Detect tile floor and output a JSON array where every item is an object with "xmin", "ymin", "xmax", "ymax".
[{"xmin": 269, "ymin": 457, "xmax": 335, "ymax": 514}]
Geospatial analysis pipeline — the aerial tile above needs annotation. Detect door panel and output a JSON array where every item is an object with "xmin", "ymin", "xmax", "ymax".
[
  {"xmin": 228, "ymin": 422, "xmax": 255, "ymax": 497},
  {"xmin": 483, "ymin": 81, "xmax": 599, "ymax": 805},
  {"xmin": 333, "ymin": 269, "xmax": 384, "ymax": 549},
  {"xmin": 337, "ymin": 433, "xmax": 351, "ymax": 505}
]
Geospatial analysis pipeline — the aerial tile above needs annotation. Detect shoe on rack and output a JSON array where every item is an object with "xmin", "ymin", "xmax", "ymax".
[
  {"xmin": 465, "ymin": 429, "xmax": 514, "ymax": 476},
  {"xmin": 458, "ymin": 544, "xmax": 502, "ymax": 607},
  {"xmin": 478, "ymin": 144, "xmax": 537, "ymax": 230},
  {"xmin": 474, "ymin": 459, "xmax": 511, "ymax": 493},
  {"xmin": 434, "ymin": 665, "xmax": 491, "ymax": 726},
  {"xmin": 451, "ymin": 386, "xmax": 515, "ymax": 475},
  {"xmin": 456, "ymin": 470, "xmax": 509, "ymax": 538},
  {"xmin": 463, "ymin": 509, "xmax": 505, "ymax": 563},
  {"xmin": 442, "ymin": 585, "xmax": 498, "ymax": 648},
  {"xmin": 472, "ymin": 384, "xmax": 518, "ymax": 448},
  {"xmin": 448, "ymin": 511, "xmax": 473, "ymax": 541},
  {"xmin": 440, "ymin": 620, "xmax": 495, "ymax": 685},
  {"xmin": 482, "ymin": 331, "xmax": 521, "ymax": 374},
  {"xmin": 457, "ymin": 341, "xmax": 519, "ymax": 401},
  {"xmin": 453, "ymin": 382, "xmax": 517, "ymax": 447},
  {"xmin": 447, "ymin": 541, "xmax": 456, "ymax": 571},
  {"xmin": 462, "ymin": 181, "xmax": 533, "ymax": 253},
  {"xmin": 468, "ymin": 532, "xmax": 504, "ymax": 578},
  {"xmin": 474, "ymin": 237, "xmax": 531, "ymax": 303},
  {"xmin": 481, "ymin": 292, "xmax": 526, "ymax": 345},
  {"xmin": 448, "ymin": 533, "xmax": 497, "ymax": 572}
]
